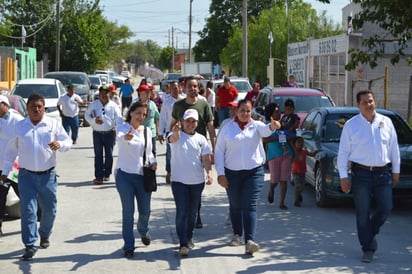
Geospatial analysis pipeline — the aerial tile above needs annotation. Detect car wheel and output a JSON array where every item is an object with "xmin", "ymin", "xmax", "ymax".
[{"xmin": 315, "ymin": 165, "xmax": 330, "ymax": 207}]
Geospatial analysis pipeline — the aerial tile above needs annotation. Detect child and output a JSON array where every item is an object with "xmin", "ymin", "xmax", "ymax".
[
  {"xmin": 291, "ymin": 136, "xmax": 318, "ymax": 207},
  {"xmin": 167, "ymin": 109, "xmax": 213, "ymax": 256},
  {"xmin": 279, "ymin": 99, "xmax": 300, "ymax": 154}
]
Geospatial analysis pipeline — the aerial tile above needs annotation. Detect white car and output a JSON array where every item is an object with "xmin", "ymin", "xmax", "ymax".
[
  {"xmin": 200, "ymin": 77, "xmax": 252, "ymax": 101},
  {"xmin": 121, "ymin": 71, "xmax": 131, "ymax": 78},
  {"xmin": 11, "ymin": 78, "xmax": 65, "ymax": 121}
]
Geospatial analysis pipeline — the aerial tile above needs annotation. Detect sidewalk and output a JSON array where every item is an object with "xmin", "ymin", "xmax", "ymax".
[{"xmin": 0, "ymin": 126, "xmax": 410, "ymax": 273}]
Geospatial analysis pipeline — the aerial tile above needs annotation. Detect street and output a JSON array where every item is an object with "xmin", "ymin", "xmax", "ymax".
[{"xmin": 0, "ymin": 126, "xmax": 411, "ymax": 274}]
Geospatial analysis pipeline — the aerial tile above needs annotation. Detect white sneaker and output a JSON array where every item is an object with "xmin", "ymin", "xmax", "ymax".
[
  {"xmin": 179, "ymin": 246, "xmax": 190, "ymax": 256},
  {"xmin": 229, "ymin": 234, "xmax": 242, "ymax": 246},
  {"xmin": 245, "ymin": 240, "xmax": 259, "ymax": 255}
]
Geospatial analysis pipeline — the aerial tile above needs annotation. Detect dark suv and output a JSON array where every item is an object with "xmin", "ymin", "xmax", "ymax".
[
  {"xmin": 44, "ymin": 71, "xmax": 94, "ymax": 126},
  {"xmin": 252, "ymin": 87, "xmax": 335, "ymax": 124}
]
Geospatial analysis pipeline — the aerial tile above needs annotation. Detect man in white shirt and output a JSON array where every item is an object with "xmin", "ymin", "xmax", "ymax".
[
  {"xmin": 0, "ymin": 95, "xmax": 23, "ymax": 236},
  {"xmin": 57, "ymin": 85, "xmax": 85, "ymax": 144},
  {"xmin": 85, "ymin": 85, "xmax": 122, "ymax": 185},
  {"xmin": 158, "ymin": 81, "xmax": 184, "ymax": 183},
  {"xmin": 1, "ymin": 93, "xmax": 72, "ymax": 261},
  {"xmin": 337, "ymin": 90, "xmax": 400, "ymax": 263}
]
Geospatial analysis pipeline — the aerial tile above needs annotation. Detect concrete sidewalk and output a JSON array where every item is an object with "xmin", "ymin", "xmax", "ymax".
[{"xmin": 0, "ymin": 126, "xmax": 411, "ymax": 273}]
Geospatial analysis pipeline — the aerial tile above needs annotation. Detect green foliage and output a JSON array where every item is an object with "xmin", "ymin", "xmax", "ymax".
[
  {"xmin": 193, "ymin": 0, "xmax": 275, "ymax": 64},
  {"xmin": 220, "ymin": 1, "xmax": 342, "ymax": 83},
  {"xmin": 158, "ymin": 46, "xmax": 176, "ymax": 71}
]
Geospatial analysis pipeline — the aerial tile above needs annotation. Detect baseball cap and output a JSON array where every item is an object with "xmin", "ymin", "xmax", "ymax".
[
  {"xmin": 0, "ymin": 94, "xmax": 10, "ymax": 106},
  {"xmin": 138, "ymin": 84, "xmax": 153, "ymax": 92},
  {"xmin": 183, "ymin": 109, "xmax": 199, "ymax": 121},
  {"xmin": 99, "ymin": 85, "xmax": 110, "ymax": 93},
  {"xmin": 227, "ymin": 101, "xmax": 238, "ymax": 108}
]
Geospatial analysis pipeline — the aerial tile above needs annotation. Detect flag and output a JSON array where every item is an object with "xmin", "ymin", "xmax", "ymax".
[
  {"xmin": 347, "ymin": 12, "xmax": 353, "ymax": 35},
  {"xmin": 22, "ymin": 25, "xmax": 26, "ymax": 43},
  {"xmin": 268, "ymin": 31, "xmax": 274, "ymax": 44}
]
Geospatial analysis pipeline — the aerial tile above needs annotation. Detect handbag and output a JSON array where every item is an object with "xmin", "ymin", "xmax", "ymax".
[{"xmin": 143, "ymin": 126, "xmax": 157, "ymax": 192}]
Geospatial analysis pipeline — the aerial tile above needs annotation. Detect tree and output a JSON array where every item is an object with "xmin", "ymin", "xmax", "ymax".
[
  {"xmin": 158, "ymin": 46, "xmax": 176, "ymax": 71},
  {"xmin": 220, "ymin": 1, "xmax": 342, "ymax": 83},
  {"xmin": 318, "ymin": 0, "xmax": 412, "ymax": 70},
  {"xmin": 193, "ymin": 0, "xmax": 275, "ymax": 64}
]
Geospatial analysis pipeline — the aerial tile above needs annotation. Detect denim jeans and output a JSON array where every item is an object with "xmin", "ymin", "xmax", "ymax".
[
  {"xmin": 62, "ymin": 115, "xmax": 79, "ymax": 142},
  {"xmin": 225, "ymin": 166, "xmax": 264, "ymax": 243},
  {"xmin": 115, "ymin": 169, "xmax": 152, "ymax": 251},
  {"xmin": 92, "ymin": 130, "xmax": 115, "ymax": 179},
  {"xmin": 171, "ymin": 181, "xmax": 204, "ymax": 247},
  {"xmin": 351, "ymin": 167, "xmax": 393, "ymax": 252},
  {"xmin": 218, "ymin": 107, "xmax": 230, "ymax": 125},
  {"xmin": 19, "ymin": 168, "xmax": 57, "ymax": 247}
]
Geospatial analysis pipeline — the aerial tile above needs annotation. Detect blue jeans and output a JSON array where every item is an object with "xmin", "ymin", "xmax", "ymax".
[
  {"xmin": 171, "ymin": 181, "xmax": 204, "ymax": 247},
  {"xmin": 351, "ymin": 167, "xmax": 393, "ymax": 252},
  {"xmin": 115, "ymin": 169, "xmax": 152, "ymax": 251},
  {"xmin": 62, "ymin": 115, "xmax": 79, "ymax": 142},
  {"xmin": 225, "ymin": 166, "xmax": 264, "ymax": 243},
  {"xmin": 218, "ymin": 107, "xmax": 230, "ymax": 125},
  {"xmin": 19, "ymin": 168, "xmax": 57, "ymax": 247},
  {"xmin": 165, "ymin": 135, "xmax": 171, "ymax": 173},
  {"xmin": 92, "ymin": 130, "xmax": 115, "ymax": 179}
]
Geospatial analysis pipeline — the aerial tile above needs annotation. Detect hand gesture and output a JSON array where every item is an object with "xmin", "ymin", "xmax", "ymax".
[
  {"xmin": 270, "ymin": 117, "xmax": 281, "ymax": 130},
  {"xmin": 172, "ymin": 121, "xmax": 181, "ymax": 133},
  {"xmin": 125, "ymin": 127, "xmax": 134, "ymax": 141}
]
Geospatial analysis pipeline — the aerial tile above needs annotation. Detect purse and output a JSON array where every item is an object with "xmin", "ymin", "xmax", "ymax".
[{"xmin": 143, "ymin": 126, "xmax": 157, "ymax": 192}]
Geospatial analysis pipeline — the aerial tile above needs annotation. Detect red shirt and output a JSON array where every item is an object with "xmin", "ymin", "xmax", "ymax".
[
  {"xmin": 245, "ymin": 89, "xmax": 259, "ymax": 106},
  {"xmin": 292, "ymin": 150, "xmax": 307, "ymax": 174},
  {"xmin": 217, "ymin": 85, "xmax": 238, "ymax": 107}
]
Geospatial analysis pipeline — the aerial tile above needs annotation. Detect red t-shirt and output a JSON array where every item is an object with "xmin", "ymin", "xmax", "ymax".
[
  {"xmin": 217, "ymin": 85, "xmax": 238, "ymax": 107},
  {"xmin": 292, "ymin": 150, "xmax": 307, "ymax": 174}
]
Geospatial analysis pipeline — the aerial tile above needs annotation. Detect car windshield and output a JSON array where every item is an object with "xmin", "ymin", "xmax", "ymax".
[
  {"xmin": 166, "ymin": 73, "xmax": 181, "ymax": 80},
  {"xmin": 45, "ymin": 74, "xmax": 88, "ymax": 89},
  {"xmin": 232, "ymin": 81, "xmax": 251, "ymax": 93},
  {"xmin": 13, "ymin": 84, "xmax": 58, "ymax": 99},
  {"xmin": 322, "ymin": 114, "xmax": 355, "ymax": 142},
  {"xmin": 89, "ymin": 77, "xmax": 101, "ymax": 85},
  {"xmin": 273, "ymin": 95, "xmax": 333, "ymax": 113}
]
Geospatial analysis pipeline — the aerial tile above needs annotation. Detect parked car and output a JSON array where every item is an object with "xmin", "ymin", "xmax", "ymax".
[
  {"xmin": 88, "ymin": 74, "xmax": 102, "ymax": 91},
  {"xmin": 44, "ymin": 71, "xmax": 93, "ymax": 127},
  {"xmin": 299, "ymin": 107, "xmax": 412, "ymax": 207},
  {"xmin": 160, "ymin": 73, "xmax": 181, "ymax": 91},
  {"xmin": 121, "ymin": 70, "xmax": 131, "ymax": 78},
  {"xmin": 11, "ymin": 78, "xmax": 65, "ymax": 121},
  {"xmin": 252, "ymin": 87, "xmax": 335, "ymax": 125},
  {"xmin": 94, "ymin": 70, "xmax": 126, "ymax": 88},
  {"xmin": 210, "ymin": 77, "xmax": 252, "ymax": 101}
]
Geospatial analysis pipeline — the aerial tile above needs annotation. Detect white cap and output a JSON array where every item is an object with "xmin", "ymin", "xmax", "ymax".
[
  {"xmin": 183, "ymin": 109, "xmax": 198, "ymax": 121},
  {"xmin": 0, "ymin": 94, "xmax": 10, "ymax": 106}
]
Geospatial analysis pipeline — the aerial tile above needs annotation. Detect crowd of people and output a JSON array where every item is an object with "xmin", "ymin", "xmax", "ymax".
[{"xmin": 0, "ymin": 75, "xmax": 400, "ymax": 264}]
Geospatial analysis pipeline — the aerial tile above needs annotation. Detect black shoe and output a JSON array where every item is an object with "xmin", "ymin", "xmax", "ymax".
[
  {"xmin": 124, "ymin": 249, "xmax": 134, "ymax": 258},
  {"xmin": 22, "ymin": 246, "xmax": 37, "ymax": 261},
  {"xmin": 141, "ymin": 235, "xmax": 151, "ymax": 246},
  {"xmin": 40, "ymin": 237, "xmax": 50, "ymax": 249},
  {"xmin": 268, "ymin": 187, "xmax": 274, "ymax": 204},
  {"xmin": 279, "ymin": 204, "xmax": 288, "ymax": 210},
  {"xmin": 195, "ymin": 216, "xmax": 203, "ymax": 229}
]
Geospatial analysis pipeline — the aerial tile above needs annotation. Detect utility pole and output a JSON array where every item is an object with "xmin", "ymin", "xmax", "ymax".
[
  {"xmin": 188, "ymin": 0, "xmax": 193, "ymax": 63},
  {"xmin": 171, "ymin": 27, "xmax": 175, "ymax": 72},
  {"xmin": 55, "ymin": 0, "xmax": 61, "ymax": 71},
  {"xmin": 242, "ymin": 0, "xmax": 248, "ymax": 77}
]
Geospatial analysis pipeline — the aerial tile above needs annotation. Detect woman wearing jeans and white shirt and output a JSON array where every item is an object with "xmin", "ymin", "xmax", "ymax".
[
  {"xmin": 214, "ymin": 99, "xmax": 281, "ymax": 255},
  {"xmin": 114, "ymin": 101, "xmax": 157, "ymax": 259}
]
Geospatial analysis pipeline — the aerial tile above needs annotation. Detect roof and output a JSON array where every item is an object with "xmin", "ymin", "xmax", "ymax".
[
  {"xmin": 268, "ymin": 87, "xmax": 329, "ymax": 96},
  {"xmin": 311, "ymin": 106, "xmax": 397, "ymax": 116},
  {"xmin": 44, "ymin": 71, "xmax": 87, "ymax": 76},
  {"xmin": 16, "ymin": 78, "xmax": 60, "ymax": 85}
]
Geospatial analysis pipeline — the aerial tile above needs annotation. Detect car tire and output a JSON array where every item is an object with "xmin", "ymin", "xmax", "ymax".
[{"xmin": 315, "ymin": 165, "xmax": 331, "ymax": 207}]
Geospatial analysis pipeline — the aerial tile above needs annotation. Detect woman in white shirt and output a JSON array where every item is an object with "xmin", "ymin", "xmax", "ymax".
[
  {"xmin": 214, "ymin": 99, "xmax": 280, "ymax": 255},
  {"xmin": 114, "ymin": 101, "xmax": 157, "ymax": 259}
]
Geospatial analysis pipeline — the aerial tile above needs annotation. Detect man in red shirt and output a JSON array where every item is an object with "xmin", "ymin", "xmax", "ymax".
[
  {"xmin": 245, "ymin": 82, "xmax": 260, "ymax": 106},
  {"xmin": 215, "ymin": 77, "xmax": 238, "ymax": 126}
]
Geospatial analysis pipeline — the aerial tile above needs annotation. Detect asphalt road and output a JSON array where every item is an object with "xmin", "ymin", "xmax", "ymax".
[{"xmin": 0, "ymin": 126, "xmax": 411, "ymax": 273}]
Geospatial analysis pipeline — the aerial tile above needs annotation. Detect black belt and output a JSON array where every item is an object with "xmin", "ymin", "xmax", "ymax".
[
  {"xmin": 352, "ymin": 162, "xmax": 391, "ymax": 172},
  {"xmin": 94, "ymin": 130, "xmax": 115, "ymax": 134},
  {"xmin": 24, "ymin": 167, "xmax": 55, "ymax": 175}
]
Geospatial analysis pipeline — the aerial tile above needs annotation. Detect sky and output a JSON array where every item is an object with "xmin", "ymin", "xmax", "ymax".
[{"xmin": 99, "ymin": 0, "xmax": 351, "ymax": 48}]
